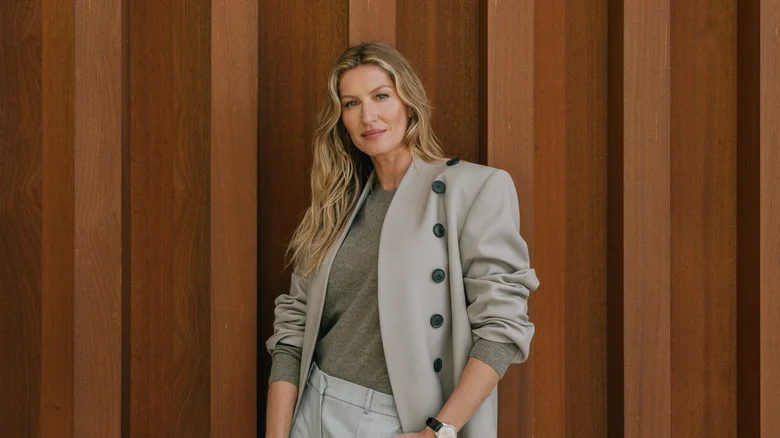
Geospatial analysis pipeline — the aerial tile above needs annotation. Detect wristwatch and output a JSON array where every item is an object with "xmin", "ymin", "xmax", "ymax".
[{"xmin": 425, "ymin": 417, "xmax": 457, "ymax": 438}]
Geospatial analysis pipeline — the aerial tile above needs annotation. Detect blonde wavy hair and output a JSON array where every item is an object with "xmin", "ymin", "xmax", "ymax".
[{"xmin": 287, "ymin": 41, "xmax": 446, "ymax": 276}]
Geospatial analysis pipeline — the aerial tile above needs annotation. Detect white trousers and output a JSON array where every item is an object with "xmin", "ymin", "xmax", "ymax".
[{"xmin": 291, "ymin": 363, "xmax": 405, "ymax": 438}]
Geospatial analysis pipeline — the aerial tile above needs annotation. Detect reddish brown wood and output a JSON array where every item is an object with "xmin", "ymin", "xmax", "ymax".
[
  {"xmin": 257, "ymin": 1, "xmax": 348, "ymax": 431},
  {"xmin": 210, "ymin": 0, "xmax": 258, "ymax": 436},
  {"xmin": 396, "ymin": 0, "xmax": 480, "ymax": 162},
  {"xmin": 670, "ymin": 1, "xmax": 738, "ymax": 437},
  {"xmin": 532, "ymin": 0, "xmax": 567, "ymax": 435},
  {"xmin": 760, "ymin": 0, "xmax": 780, "ymax": 434},
  {"xmin": 0, "ymin": 1, "xmax": 43, "ymax": 436},
  {"xmin": 621, "ymin": 0, "xmax": 671, "ymax": 437},
  {"xmin": 41, "ymin": 0, "xmax": 75, "ymax": 436},
  {"xmin": 349, "ymin": 0, "xmax": 396, "ymax": 46},
  {"xmin": 129, "ymin": 0, "xmax": 212, "ymax": 436},
  {"xmin": 481, "ymin": 0, "xmax": 536, "ymax": 436},
  {"xmin": 607, "ymin": 1, "xmax": 625, "ymax": 436},
  {"xmin": 72, "ymin": 0, "xmax": 124, "ymax": 436},
  {"xmin": 564, "ymin": 0, "xmax": 608, "ymax": 436}
]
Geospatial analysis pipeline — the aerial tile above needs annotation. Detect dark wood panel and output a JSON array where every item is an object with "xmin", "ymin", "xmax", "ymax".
[
  {"xmin": 736, "ymin": 0, "xmax": 761, "ymax": 436},
  {"xmin": 211, "ymin": 0, "xmax": 258, "ymax": 436},
  {"xmin": 480, "ymin": 0, "xmax": 535, "ymax": 436},
  {"xmin": 531, "ymin": 0, "xmax": 567, "ymax": 435},
  {"xmin": 349, "ymin": 0, "xmax": 395, "ymax": 46},
  {"xmin": 670, "ymin": 1, "xmax": 738, "ymax": 437},
  {"xmin": 129, "ymin": 0, "xmax": 211, "ymax": 436},
  {"xmin": 72, "ymin": 0, "xmax": 124, "ymax": 436},
  {"xmin": 0, "ymin": 1, "xmax": 43, "ymax": 436},
  {"xmin": 257, "ymin": 0, "xmax": 348, "ymax": 430},
  {"xmin": 41, "ymin": 0, "xmax": 75, "ymax": 436},
  {"xmin": 606, "ymin": 0, "xmax": 625, "ymax": 436},
  {"xmin": 760, "ymin": 0, "xmax": 780, "ymax": 434},
  {"xmin": 396, "ymin": 0, "xmax": 480, "ymax": 162},
  {"xmin": 564, "ymin": 0, "xmax": 608, "ymax": 436},
  {"xmin": 621, "ymin": 0, "xmax": 671, "ymax": 437}
]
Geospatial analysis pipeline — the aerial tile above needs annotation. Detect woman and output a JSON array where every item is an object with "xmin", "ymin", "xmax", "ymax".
[{"xmin": 265, "ymin": 42, "xmax": 539, "ymax": 438}]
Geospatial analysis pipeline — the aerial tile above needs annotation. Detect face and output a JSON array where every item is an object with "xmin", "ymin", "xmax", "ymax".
[{"xmin": 339, "ymin": 65, "xmax": 411, "ymax": 160}]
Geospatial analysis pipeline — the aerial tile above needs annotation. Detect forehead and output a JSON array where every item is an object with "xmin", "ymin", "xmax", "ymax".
[{"xmin": 339, "ymin": 65, "xmax": 395, "ymax": 96}]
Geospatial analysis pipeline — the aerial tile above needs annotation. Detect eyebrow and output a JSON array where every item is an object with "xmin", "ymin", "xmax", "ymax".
[{"xmin": 340, "ymin": 85, "xmax": 392, "ymax": 100}]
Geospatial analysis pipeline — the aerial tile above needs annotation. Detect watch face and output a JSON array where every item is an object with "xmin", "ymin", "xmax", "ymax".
[{"xmin": 439, "ymin": 425, "xmax": 457, "ymax": 438}]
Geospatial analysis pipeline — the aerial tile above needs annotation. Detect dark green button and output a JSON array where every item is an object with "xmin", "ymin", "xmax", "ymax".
[
  {"xmin": 446, "ymin": 158, "xmax": 460, "ymax": 166},
  {"xmin": 433, "ymin": 358, "xmax": 443, "ymax": 372},
  {"xmin": 433, "ymin": 223, "xmax": 445, "ymax": 238},
  {"xmin": 432, "ymin": 269, "xmax": 445, "ymax": 283},
  {"xmin": 431, "ymin": 314, "xmax": 444, "ymax": 328},
  {"xmin": 432, "ymin": 180, "xmax": 446, "ymax": 194}
]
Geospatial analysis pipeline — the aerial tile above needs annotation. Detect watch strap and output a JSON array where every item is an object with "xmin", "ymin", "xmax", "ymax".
[{"xmin": 426, "ymin": 416, "xmax": 444, "ymax": 432}]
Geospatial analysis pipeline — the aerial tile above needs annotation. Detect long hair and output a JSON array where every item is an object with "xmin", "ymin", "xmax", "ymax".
[{"xmin": 287, "ymin": 41, "xmax": 446, "ymax": 276}]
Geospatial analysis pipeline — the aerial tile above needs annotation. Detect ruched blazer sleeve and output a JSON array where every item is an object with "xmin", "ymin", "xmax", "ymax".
[{"xmin": 459, "ymin": 169, "xmax": 539, "ymax": 363}]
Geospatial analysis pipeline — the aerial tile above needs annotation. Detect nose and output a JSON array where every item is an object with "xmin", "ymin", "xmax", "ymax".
[{"xmin": 361, "ymin": 101, "xmax": 377, "ymax": 124}]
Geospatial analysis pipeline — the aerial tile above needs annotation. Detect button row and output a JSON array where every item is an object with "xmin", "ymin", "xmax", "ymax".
[{"xmin": 430, "ymin": 159, "xmax": 459, "ymax": 374}]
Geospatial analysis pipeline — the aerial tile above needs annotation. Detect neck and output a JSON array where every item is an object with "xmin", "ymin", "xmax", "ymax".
[{"xmin": 371, "ymin": 148, "xmax": 413, "ymax": 191}]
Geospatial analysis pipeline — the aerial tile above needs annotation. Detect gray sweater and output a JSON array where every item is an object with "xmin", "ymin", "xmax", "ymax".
[{"xmin": 269, "ymin": 181, "xmax": 519, "ymax": 393}]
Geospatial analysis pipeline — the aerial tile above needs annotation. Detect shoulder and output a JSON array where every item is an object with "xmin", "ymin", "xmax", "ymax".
[{"xmin": 416, "ymin": 157, "xmax": 514, "ymax": 200}]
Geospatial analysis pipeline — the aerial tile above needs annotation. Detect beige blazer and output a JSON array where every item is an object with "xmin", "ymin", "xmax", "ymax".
[{"xmin": 266, "ymin": 157, "xmax": 539, "ymax": 438}]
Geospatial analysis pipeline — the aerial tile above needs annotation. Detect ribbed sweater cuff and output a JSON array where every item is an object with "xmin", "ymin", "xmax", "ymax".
[
  {"xmin": 469, "ymin": 338, "xmax": 520, "ymax": 378},
  {"xmin": 268, "ymin": 347, "xmax": 302, "ymax": 387}
]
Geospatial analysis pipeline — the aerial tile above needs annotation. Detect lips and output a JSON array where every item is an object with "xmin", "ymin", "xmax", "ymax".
[{"xmin": 361, "ymin": 129, "xmax": 386, "ymax": 139}]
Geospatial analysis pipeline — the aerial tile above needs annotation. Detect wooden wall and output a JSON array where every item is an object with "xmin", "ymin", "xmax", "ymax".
[
  {"xmin": 1, "ymin": 0, "xmax": 778, "ymax": 437},
  {"xmin": 0, "ymin": 0, "xmax": 257, "ymax": 436}
]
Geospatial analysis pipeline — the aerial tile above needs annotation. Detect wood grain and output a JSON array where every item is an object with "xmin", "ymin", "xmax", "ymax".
[
  {"xmin": 396, "ymin": 0, "xmax": 480, "ymax": 162},
  {"xmin": 564, "ymin": 0, "xmax": 608, "ymax": 436},
  {"xmin": 670, "ymin": 1, "xmax": 738, "ymax": 437},
  {"xmin": 760, "ymin": 0, "xmax": 780, "ymax": 435},
  {"xmin": 622, "ymin": 0, "xmax": 671, "ymax": 437},
  {"xmin": 211, "ymin": 0, "xmax": 258, "ymax": 436},
  {"xmin": 129, "ymin": 0, "xmax": 212, "ymax": 436},
  {"xmin": 0, "ymin": 1, "xmax": 43, "ymax": 436},
  {"xmin": 737, "ymin": 0, "xmax": 761, "ymax": 436},
  {"xmin": 349, "ymin": 0, "xmax": 396, "ymax": 46},
  {"xmin": 532, "ymin": 0, "xmax": 567, "ymax": 435},
  {"xmin": 73, "ymin": 0, "xmax": 124, "ymax": 436},
  {"xmin": 257, "ymin": 1, "xmax": 348, "ymax": 431},
  {"xmin": 41, "ymin": 0, "xmax": 75, "ymax": 435},
  {"xmin": 480, "ymin": 0, "xmax": 536, "ymax": 435}
]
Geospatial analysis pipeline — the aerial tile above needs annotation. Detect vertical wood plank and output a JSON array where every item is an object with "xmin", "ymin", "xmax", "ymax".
[
  {"xmin": 737, "ymin": 0, "xmax": 761, "ymax": 436},
  {"xmin": 211, "ymin": 0, "xmax": 257, "ymax": 436},
  {"xmin": 130, "ymin": 0, "xmax": 212, "ymax": 435},
  {"xmin": 669, "ymin": 1, "xmax": 738, "ymax": 437},
  {"xmin": 396, "ymin": 0, "xmax": 480, "ymax": 162},
  {"xmin": 622, "ymin": 0, "xmax": 671, "ymax": 436},
  {"xmin": 532, "ymin": 0, "xmax": 567, "ymax": 435},
  {"xmin": 481, "ymin": 0, "xmax": 535, "ymax": 435},
  {"xmin": 0, "ymin": 1, "xmax": 42, "ymax": 436},
  {"xmin": 349, "ymin": 0, "xmax": 395, "ymax": 46},
  {"xmin": 257, "ymin": 1, "xmax": 348, "ymax": 432},
  {"xmin": 41, "ymin": 0, "xmax": 75, "ymax": 435},
  {"xmin": 72, "ymin": 0, "xmax": 124, "ymax": 436},
  {"xmin": 760, "ymin": 0, "xmax": 780, "ymax": 434},
  {"xmin": 564, "ymin": 0, "xmax": 608, "ymax": 436}
]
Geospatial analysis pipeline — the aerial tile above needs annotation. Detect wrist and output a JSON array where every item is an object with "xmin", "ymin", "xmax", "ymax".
[{"xmin": 421, "ymin": 427, "xmax": 437, "ymax": 438}]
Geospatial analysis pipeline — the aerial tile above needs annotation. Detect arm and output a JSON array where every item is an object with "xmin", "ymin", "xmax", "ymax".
[
  {"xmin": 400, "ymin": 170, "xmax": 539, "ymax": 437},
  {"xmin": 266, "ymin": 380, "xmax": 298, "ymax": 438},
  {"xmin": 265, "ymin": 269, "xmax": 311, "ymax": 437},
  {"xmin": 418, "ymin": 357, "xmax": 501, "ymax": 437}
]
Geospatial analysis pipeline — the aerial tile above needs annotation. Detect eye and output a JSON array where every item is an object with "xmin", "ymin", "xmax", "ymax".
[
  {"xmin": 375, "ymin": 93, "xmax": 389, "ymax": 100},
  {"xmin": 343, "ymin": 100, "xmax": 358, "ymax": 108}
]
